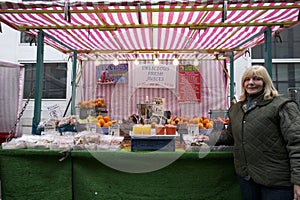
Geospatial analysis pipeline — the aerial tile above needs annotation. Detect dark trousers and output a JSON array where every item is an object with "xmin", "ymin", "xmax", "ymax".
[{"xmin": 237, "ymin": 175, "xmax": 294, "ymax": 200}]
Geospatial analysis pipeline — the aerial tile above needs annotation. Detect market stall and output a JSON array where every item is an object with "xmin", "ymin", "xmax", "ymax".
[{"xmin": 1, "ymin": 1, "xmax": 300, "ymax": 199}]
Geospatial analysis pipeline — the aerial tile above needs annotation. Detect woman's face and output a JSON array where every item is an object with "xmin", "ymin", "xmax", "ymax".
[{"xmin": 244, "ymin": 76, "xmax": 264, "ymax": 95}]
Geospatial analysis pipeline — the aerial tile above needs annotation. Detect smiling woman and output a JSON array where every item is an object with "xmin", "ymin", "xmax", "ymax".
[
  {"xmin": 240, "ymin": 65, "xmax": 278, "ymax": 101},
  {"xmin": 218, "ymin": 65, "xmax": 300, "ymax": 200}
]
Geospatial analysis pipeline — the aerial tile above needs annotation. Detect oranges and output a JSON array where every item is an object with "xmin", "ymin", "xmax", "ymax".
[
  {"xmin": 95, "ymin": 115, "xmax": 115, "ymax": 128},
  {"xmin": 78, "ymin": 97, "xmax": 106, "ymax": 108},
  {"xmin": 187, "ymin": 116, "xmax": 213, "ymax": 129}
]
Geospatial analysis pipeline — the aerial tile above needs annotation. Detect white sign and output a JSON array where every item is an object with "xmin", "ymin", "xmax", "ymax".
[
  {"xmin": 109, "ymin": 124, "xmax": 120, "ymax": 136},
  {"xmin": 188, "ymin": 124, "xmax": 199, "ymax": 136},
  {"xmin": 152, "ymin": 97, "xmax": 165, "ymax": 116},
  {"xmin": 47, "ymin": 104, "xmax": 62, "ymax": 120},
  {"xmin": 133, "ymin": 64, "xmax": 176, "ymax": 88}
]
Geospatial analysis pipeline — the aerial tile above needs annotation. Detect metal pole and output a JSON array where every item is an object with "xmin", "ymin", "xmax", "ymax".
[
  {"xmin": 42, "ymin": 30, "xmax": 77, "ymax": 115},
  {"xmin": 71, "ymin": 51, "xmax": 77, "ymax": 115},
  {"xmin": 230, "ymin": 54, "xmax": 235, "ymax": 101},
  {"xmin": 31, "ymin": 30, "xmax": 44, "ymax": 135},
  {"xmin": 264, "ymin": 27, "xmax": 272, "ymax": 76}
]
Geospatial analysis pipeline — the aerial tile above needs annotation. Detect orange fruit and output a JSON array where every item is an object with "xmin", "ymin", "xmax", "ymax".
[
  {"xmin": 96, "ymin": 122, "xmax": 101, "ymax": 127},
  {"xmin": 193, "ymin": 118, "xmax": 198, "ymax": 124},
  {"xmin": 203, "ymin": 119, "xmax": 210, "ymax": 125},
  {"xmin": 98, "ymin": 119, "xmax": 105, "ymax": 126},
  {"xmin": 103, "ymin": 116, "xmax": 110, "ymax": 123},
  {"xmin": 198, "ymin": 122, "xmax": 204, "ymax": 129},
  {"xmin": 103, "ymin": 123, "xmax": 109, "ymax": 128},
  {"xmin": 205, "ymin": 122, "xmax": 213, "ymax": 129},
  {"xmin": 107, "ymin": 121, "xmax": 113, "ymax": 126}
]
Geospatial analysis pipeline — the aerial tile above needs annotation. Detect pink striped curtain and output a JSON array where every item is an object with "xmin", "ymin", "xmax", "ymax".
[
  {"xmin": 0, "ymin": 62, "xmax": 24, "ymax": 136},
  {"xmin": 79, "ymin": 60, "xmax": 229, "ymax": 121}
]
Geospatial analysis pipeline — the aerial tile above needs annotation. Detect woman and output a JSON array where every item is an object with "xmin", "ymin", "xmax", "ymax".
[{"xmin": 220, "ymin": 65, "xmax": 300, "ymax": 200}]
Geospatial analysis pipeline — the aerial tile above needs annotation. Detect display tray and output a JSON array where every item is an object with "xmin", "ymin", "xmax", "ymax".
[
  {"xmin": 130, "ymin": 131, "xmax": 177, "ymax": 152},
  {"xmin": 129, "ymin": 131, "xmax": 178, "ymax": 139}
]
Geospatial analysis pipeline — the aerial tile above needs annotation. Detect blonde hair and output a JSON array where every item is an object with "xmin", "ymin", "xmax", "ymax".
[{"xmin": 239, "ymin": 65, "xmax": 279, "ymax": 101}]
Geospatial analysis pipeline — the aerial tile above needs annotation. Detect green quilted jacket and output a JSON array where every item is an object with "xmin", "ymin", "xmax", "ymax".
[{"xmin": 223, "ymin": 95, "xmax": 300, "ymax": 187}]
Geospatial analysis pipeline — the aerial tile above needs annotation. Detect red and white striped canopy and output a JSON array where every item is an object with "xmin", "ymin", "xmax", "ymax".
[{"xmin": 0, "ymin": 0, "xmax": 299, "ymax": 61}]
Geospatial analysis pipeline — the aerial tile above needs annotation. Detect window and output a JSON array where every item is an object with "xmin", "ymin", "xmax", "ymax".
[
  {"xmin": 252, "ymin": 23, "xmax": 300, "ymax": 100},
  {"xmin": 23, "ymin": 63, "xmax": 67, "ymax": 99},
  {"xmin": 252, "ymin": 24, "xmax": 300, "ymax": 59},
  {"xmin": 20, "ymin": 32, "xmax": 36, "ymax": 44}
]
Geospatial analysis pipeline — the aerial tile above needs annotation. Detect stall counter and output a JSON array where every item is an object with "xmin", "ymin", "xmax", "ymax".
[{"xmin": 0, "ymin": 149, "xmax": 242, "ymax": 200}]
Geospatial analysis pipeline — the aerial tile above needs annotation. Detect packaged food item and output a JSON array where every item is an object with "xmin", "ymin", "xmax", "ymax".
[
  {"xmin": 142, "ymin": 124, "xmax": 151, "ymax": 135},
  {"xmin": 165, "ymin": 125, "xmax": 176, "ymax": 135},
  {"xmin": 155, "ymin": 125, "xmax": 165, "ymax": 135},
  {"xmin": 133, "ymin": 124, "xmax": 143, "ymax": 134}
]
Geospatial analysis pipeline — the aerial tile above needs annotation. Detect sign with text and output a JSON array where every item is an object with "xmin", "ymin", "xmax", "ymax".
[
  {"xmin": 96, "ymin": 64, "xmax": 128, "ymax": 84},
  {"xmin": 133, "ymin": 64, "xmax": 176, "ymax": 88},
  {"xmin": 152, "ymin": 97, "xmax": 165, "ymax": 116},
  {"xmin": 47, "ymin": 104, "xmax": 62, "ymax": 120},
  {"xmin": 178, "ymin": 65, "xmax": 201, "ymax": 103}
]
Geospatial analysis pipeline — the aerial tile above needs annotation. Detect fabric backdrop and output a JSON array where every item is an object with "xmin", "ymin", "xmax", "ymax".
[
  {"xmin": 78, "ymin": 60, "xmax": 229, "ymax": 120},
  {"xmin": 0, "ymin": 61, "xmax": 24, "ymax": 137}
]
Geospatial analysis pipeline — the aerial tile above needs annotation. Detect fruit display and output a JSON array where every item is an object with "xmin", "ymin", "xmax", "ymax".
[
  {"xmin": 77, "ymin": 97, "xmax": 108, "ymax": 118},
  {"xmin": 95, "ymin": 115, "xmax": 117, "ymax": 128},
  {"xmin": 78, "ymin": 97, "xmax": 106, "ymax": 108},
  {"xmin": 190, "ymin": 116, "xmax": 213, "ymax": 130},
  {"xmin": 166, "ymin": 116, "xmax": 213, "ymax": 130},
  {"xmin": 78, "ymin": 115, "xmax": 97, "ymax": 124}
]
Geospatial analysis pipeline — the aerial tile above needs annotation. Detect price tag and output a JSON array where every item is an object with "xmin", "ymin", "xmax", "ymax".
[
  {"xmin": 178, "ymin": 124, "xmax": 188, "ymax": 134},
  {"xmin": 109, "ymin": 124, "xmax": 120, "ymax": 136},
  {"xmin": 47, "ymin": 104, "xmax": 62, "ymax": 120},
  {"xmin": 188, "ymin": 124, "xmax": 198, "ymax": 135}
]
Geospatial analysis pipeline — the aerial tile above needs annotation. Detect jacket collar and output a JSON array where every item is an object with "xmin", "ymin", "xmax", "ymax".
[{"xmin": 241, "ymin": 93, "xmax": 273, "ymax": 112}]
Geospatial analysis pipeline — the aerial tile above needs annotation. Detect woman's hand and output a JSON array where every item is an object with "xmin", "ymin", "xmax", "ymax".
[{"xmin": 294, "ymin": 184, "xmax": 300, "ymax": 200}]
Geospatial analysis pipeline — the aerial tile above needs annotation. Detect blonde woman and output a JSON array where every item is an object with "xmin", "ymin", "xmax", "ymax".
[{"xmin": 219, "ymin": 65, "xmax": 300, "ymax": 200}]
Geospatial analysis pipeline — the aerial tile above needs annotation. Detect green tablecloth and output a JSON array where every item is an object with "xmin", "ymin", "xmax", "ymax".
[{"xmin": 0, "ymin": 149, "xmax": 242, "ymax": 200}]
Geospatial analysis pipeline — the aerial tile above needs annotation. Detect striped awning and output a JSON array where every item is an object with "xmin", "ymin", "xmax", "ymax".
[{"xmin": 0, "ymin": 0, "xmax": 299, "ymax": 61}]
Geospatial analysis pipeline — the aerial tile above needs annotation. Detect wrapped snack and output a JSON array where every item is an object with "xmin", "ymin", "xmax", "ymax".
[
  {"xmin": 97, "ymin": 135, "xmax": 124, "ymax": 151},
  {"xmin": 1, "ymin": 138, "xmax": 26, "ymax": 149},
  {"xmin": 50, "ymin": 135, "xmax": 74, "ymax": 150}
]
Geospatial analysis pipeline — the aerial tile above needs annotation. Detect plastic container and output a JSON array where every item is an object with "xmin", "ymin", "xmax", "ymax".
[
  {"xmin": 199, "ymin": 129, "xmax": 213, "ymax": 135},
  {"xmin": 142, "ymin": 124, "xmax": 151, "ymax": 135},
  {"xmin": 155, "ymin": 125, "xmax": 165, "ymax": 135},
  {"xmin": 209, "ymin": 109, "xmax": 228, "ymax": 120},
  {"xmin": 209, "ymin": 109, "xmax": 228, "ymax": 131},
  {"xmin": 132, "ymin": 124, "xmax": 143, "ymax": 134},
  {"xmin": 165, "ymin": 125, "xmax": 176, "ymax": 135}
]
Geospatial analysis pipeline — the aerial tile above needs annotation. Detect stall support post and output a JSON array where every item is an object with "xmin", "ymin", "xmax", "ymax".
[
  {"xmin": 264, "ymin": 27, "xmax": 272, "ymax": 77},
  {"xmin": 41, "ymin": 31, "xmax": 77, "ymax": 115},
  {"xmin": 71, "ymin": 51, "xmax": 77, "ymax": 115},
  {"xmin": 31, "ymin": 30, "xmax": 44, "ymax": 135},
  {"xmin": 230, "ymin": 54, "xmax": 234, "ymax": 100}
]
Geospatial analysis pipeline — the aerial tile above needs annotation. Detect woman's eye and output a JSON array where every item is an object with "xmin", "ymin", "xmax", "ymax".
[{"xmin": 253, "ymin": 77, "xmax": 262, "ymax": 81}]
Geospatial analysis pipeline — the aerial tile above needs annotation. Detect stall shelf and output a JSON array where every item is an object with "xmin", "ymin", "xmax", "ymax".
[{"xmin": 0, "ymin": 149, "xmax": 242, "ymax": 200}]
